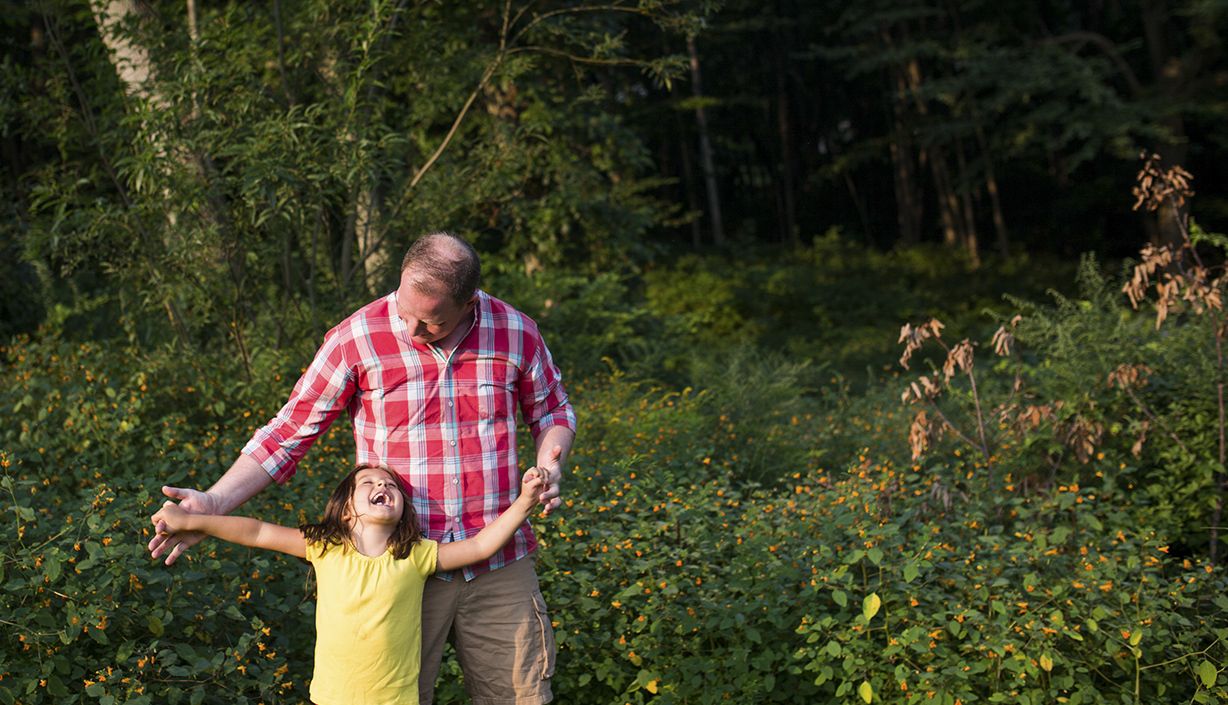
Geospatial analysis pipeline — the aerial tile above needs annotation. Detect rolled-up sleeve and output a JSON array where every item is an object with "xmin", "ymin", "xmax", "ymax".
[
  {"xmin": 242, "ymin": 329, "xmax": 356, "ymax": 483},
  {"xmin": 517, "ymin": 327, "xmax": 576, "ymax": 440}
]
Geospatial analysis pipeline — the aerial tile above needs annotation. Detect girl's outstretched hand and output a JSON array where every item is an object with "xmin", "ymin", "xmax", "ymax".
[{"xmin": 517, "ymin": 467, "xmax": 545, "ymax": 509}]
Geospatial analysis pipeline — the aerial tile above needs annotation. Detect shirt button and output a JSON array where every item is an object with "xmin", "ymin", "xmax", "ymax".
[
  {"xmin": 450, "ymin": 440, "xmax": 457, "ymax": 446},
  {"xmin": 452, "ymin": 478, "xmax": 459, "ymax": 485},
  {"xmin": 448, "ymin": 401, "xmax": 454, "ymax": 407}
]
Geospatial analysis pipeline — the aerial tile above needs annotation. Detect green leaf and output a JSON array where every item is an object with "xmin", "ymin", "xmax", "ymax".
[
  {"xmin": 147, "ymin": 615, "xmax": 164, "ymax": 637},
  {"xmin": 903, "ymin": 563, "xmax": 919, "ymax": 584},
  {"xmin": 858, "ymin": 680, "xmax": 873, "ymax": 703},
  {"xmin": 117, "ymin": 640, "xmax": 135, "ymax": 663},
  {"xmin": 862, "ymin": 593, "xmax": 881, "ymax": 621},
  {"xmin": 44, "ymin": 555, "xmax": 61, "ymax": 583},
  {"xmin": 1198, "ymin": 660, "xmax": 1217, "ymax": 689},
  {"xmin": 833, "ymin": 590, "xmax": 848, "ymax": 608},
  {"xmin": 867, "ymin": 548, "xmax": 883, "ymax": 565}
]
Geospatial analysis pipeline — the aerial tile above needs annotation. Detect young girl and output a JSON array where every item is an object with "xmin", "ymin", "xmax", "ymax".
[{"xmin": 151, "ymin": 463, "xmax": 543, "ymax": 705}]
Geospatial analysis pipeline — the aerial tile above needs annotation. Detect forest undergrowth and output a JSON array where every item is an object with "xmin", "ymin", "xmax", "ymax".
[{"xmin": 3, "ymin": 165, "xmax": 1228, "ymax": 703}]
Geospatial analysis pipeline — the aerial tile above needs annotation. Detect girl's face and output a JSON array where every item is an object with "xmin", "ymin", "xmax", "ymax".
[{"xmin": 347, "ymin": 467, "xmax": 405, "ymax": 525}]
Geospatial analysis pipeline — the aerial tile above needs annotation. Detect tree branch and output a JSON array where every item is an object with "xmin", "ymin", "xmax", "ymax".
[{"xmin": 1043, "ymin": 31, "xmax": 1145, "ymax": 97}]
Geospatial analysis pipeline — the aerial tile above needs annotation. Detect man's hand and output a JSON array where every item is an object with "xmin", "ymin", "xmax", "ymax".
[
  {"xmin": 147, "ymin": 486, "xmax": 217, "ymax": 565},
  {"xmin": 147, "ymin": 454, "xmax": 274, "ymax": 566},
  {"xmin": 537, "ymin": 444, "xmax": 565, "ymax": 515}
]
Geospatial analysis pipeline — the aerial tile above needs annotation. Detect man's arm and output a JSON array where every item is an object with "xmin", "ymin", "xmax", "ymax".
[
  {"xmin": 148, "ymin": 454, "xmax": 273, "ymax": 565},
  {"xmin": 535, "ymin": 425, "xmax": 575, "ymax": 516},
  {"xmin": 151, "ymin": 500, "xmax": 306, "ymax": 559},
  {"xmin": 149, "ymin": 326, "xmax": 357, "ymax": 565},
  {"xmin": 515, "ymin": 320, "xmax": 576, "ymax": 516}
]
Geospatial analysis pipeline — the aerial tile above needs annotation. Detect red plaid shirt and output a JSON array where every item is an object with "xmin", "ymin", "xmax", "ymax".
[{"xmin": 242, "ymin": 290, "xmax": 575, "ymax": 580}]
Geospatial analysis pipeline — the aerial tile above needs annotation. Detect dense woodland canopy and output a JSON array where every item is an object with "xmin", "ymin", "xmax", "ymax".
[
  {"xmin": 5, "ymin": 2, "xmax": 1228, "ymax": 704},
  {"xmin": 3, "ymin": 0, "xmax": 1227, "ymax": 345}
]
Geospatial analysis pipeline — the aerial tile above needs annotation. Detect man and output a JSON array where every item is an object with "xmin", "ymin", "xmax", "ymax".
[{"xmin": 149, "ymin": 232, "xmax": 576, "ymax": 705}]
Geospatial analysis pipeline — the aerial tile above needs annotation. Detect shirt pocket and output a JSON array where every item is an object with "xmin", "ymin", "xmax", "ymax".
[
  {"xmin": 362, "ymin": 365, "xmax": 427, "ymax": 429},
  {"xmin": 476, "ymin": 380, "xmax": 515, "ymax": 423}
]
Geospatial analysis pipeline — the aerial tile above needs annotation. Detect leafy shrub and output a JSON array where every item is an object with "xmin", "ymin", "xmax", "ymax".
[
  {"xmin": 639, "ymin": 234, "xmax": 1079, "ymax": 382},
  {"xmin": 4, "ymin": 231, "xmax": 1226, "ymax": 705}
]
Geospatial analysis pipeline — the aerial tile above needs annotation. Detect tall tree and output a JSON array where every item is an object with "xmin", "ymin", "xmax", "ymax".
[{"xmin": 14, "ymin": 0, "xmax": 698, "ymax": 353}]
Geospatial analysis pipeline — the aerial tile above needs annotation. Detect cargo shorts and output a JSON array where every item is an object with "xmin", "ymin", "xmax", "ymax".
[{"xmin": 418, "ymin": 556, "xmax": 556, "ymax": 705}]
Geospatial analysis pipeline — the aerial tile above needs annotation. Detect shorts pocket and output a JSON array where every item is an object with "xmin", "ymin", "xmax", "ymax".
[{"xmin": 531, "ymin": 590, "xmax": 556, "ymax": 680}]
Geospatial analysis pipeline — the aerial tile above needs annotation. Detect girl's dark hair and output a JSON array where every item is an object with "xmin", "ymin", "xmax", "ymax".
[{"xmin": 301, "ymin": 464, "xmax": 422, "ymax": 559}]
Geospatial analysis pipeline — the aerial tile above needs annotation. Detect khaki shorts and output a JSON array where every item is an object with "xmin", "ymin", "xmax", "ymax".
[{"xmin": 419, "ymin": 556, "xmax": 556, "ymax": 705}]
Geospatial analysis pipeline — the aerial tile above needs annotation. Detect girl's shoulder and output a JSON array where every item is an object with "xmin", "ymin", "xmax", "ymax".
[
  {"xmin": 393, "ymin": 538, "xmax": 438, "ymax": 575},
  {"xmin": 304, "ymin": 537, "xmax": 351, "ymax": 562}
]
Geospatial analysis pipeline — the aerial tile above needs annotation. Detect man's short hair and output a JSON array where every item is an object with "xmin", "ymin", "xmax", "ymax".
[{"xmin": 400, "ymin": 232, "xmax": 481, "ymax": 304}]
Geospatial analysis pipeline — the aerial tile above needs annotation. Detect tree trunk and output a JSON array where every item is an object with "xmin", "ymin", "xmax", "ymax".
[
  {"xmin": 954, "ymin": 136, "xmax": 980, "ymax": 265},
  {"xmin": 687, "ymin": 35, "xmax": 725, "ymax": 246},
  {"xmin": 773, "ymin": 8, "xmax": 798, "ymax": 246},
  {"xmin": 898, "ymin": 48, "xmax": 978, "ymax": 262},
  {"xmin": 1141, "ymin": 0, "xmax": 1190, "ymax": 250},
  {"xmin": 930, "ymin": 146, "xmax": 962, "ymax": 250},
  {"xmin": 674, "ymin": 110, "xmax": 704, "ymax": 248},
  {"xmin": 842, "ymin": 170, "xmax": 875, "ymax": 248},
  {"xmin": 973, "ymin": 122, "xmax": 1009, "ymax": 258},
  {"xmin": 91, "ymin": 1, "xmax": 201, "ymax": 348},
  {"xmin": 91, "ymin": 1, "xmax": 161, "ymax": 105},
  {"xmin": 355, "ymin": 183, "xmax": 386, "ymax": 294},
  {"xmin": 883, "ymin": 29, "xmax": 923, "ymax": 247}
]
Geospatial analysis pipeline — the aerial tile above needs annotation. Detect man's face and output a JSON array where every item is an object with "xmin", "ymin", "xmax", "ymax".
[{"xmin": 395, "ymin": 271, "xmax": 474, "ymax": 346}]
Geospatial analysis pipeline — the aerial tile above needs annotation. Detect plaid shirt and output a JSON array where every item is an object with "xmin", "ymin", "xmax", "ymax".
[{"xmin": 242, "ymin": 290, "xmax": 575, "ymax": 580}]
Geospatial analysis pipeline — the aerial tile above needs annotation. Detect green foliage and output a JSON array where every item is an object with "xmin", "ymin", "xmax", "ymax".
[
  {"xmin": 4, "ymin": 325, "xmax": 1227, "ymax": 704},
  {"xmin": 8, "ymin": 0, "xmax": 696, "ymax": 355},
  {"xmin": 989, "ymin": 254, "xmax": 1226, "ymax": 553},
  {"xmin": 484, "ymin": 267, "xmax": 663, "ymax": 381},
  {"xmin": 0, "ymin": 337, "xmax": 336, "ymax": 704},
  {"xmin": 640, "ymin": 233, "xmax": 1078, "ymax": 380},
  {"xmin": 790, "ymin": 459, "xmax": 1228, "ymax": 705}
]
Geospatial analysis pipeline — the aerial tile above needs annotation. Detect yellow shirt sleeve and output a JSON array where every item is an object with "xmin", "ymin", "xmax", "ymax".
[{"xmin": 413, "ymin": 538, "xmax": 439, "ymax": 576}]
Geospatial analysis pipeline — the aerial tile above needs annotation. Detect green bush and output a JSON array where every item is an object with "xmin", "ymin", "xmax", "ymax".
[{"xmin": 4, "ymin": 236, "xmax": 1227, "ymax": 705}]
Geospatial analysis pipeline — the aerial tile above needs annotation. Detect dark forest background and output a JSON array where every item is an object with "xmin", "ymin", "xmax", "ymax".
[
  {"xmin": 4, "ymin": 2, "xmax": 1228, "ymax": 704},
  {"xmin": 3, "ymin": 0, "xmax": 1228, "ymax": 348}
]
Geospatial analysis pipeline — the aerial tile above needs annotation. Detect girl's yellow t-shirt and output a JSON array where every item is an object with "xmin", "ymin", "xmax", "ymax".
[{"xmin": 306, "ymin": 538, "xmax": 439, "ymax": 705}]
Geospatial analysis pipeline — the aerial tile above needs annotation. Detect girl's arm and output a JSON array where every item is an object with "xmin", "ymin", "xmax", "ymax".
[
  {"xmin": 151, "ymin": 502, "xmax": 307, "ymax": 559},
  {"xmin": 437, "ymin": 469, "xmax": 543, "ymax": 572}
]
